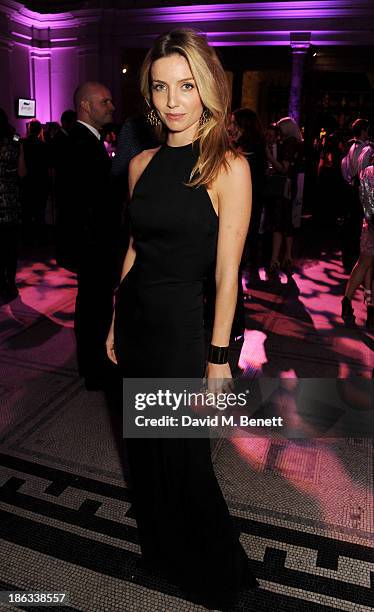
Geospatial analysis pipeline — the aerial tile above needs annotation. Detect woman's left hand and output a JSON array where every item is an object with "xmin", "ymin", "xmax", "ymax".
[
  {"xmin": 206, "ymin": 361, "xmax": 231, "ymax": 378},
  {"xmin": 205, "ymin": 361, "xmax": 234, "ymax": 394}
]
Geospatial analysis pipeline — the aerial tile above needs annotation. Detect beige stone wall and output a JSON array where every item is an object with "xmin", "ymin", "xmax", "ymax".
[
  {"xmin": 225, "ymin": 70, "xmax": 233, "ymax": 103},
  {"xmin": 241, "ymin": 71, "xmax": 262, "ymax": 113},
  {"xmin": 241, "ymin": 70, "xmax": 290, "ymax": 124}
]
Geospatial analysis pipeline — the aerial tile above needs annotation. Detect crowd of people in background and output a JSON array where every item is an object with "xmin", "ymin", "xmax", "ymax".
[
  {"xmin": 0, "ymin": 108, "xmax": 25, "ymax": 302},
  {"xmin": 1, "ymin": 92, "xmax": 374, "ymax": 372},
  {"xmin": 340, "ymin": 119, "xmax": 374, "ymax": 326}
]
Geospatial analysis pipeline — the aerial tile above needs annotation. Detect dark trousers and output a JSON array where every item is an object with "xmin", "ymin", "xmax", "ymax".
[
  {"xmin": 21, "ymin": 188, "xmax": 48, "ymax": 246},
  {"xmin": 74, "ymin": 243, "xmax": 117, "ymax": 379},
  {"xmin": 55, "ymin": 205, "xmax": 80, "ymax": 272},
  {"xmin": 0, "ymin": 225, "xmax": 19, "ymax": 291}
]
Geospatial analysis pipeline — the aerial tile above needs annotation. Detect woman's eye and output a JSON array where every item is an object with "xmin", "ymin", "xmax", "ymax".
[
  {"xmin": 182, "ymin": 83, "xmax": 194, "ymax": 90},
  {"xmin": 152, "ymin": 84, "xmax": 166, "ymax": 91}
]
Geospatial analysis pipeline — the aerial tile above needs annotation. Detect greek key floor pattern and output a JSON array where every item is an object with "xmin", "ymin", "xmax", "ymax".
[{"xmin": 0, "ymin": 245, "xmax": 373, "ymax": 611}]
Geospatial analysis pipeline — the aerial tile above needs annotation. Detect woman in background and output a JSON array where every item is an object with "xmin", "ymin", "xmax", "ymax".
[
  {"xmin": 317, "ymin": 132, "xmax": 345, "ymax": 227},
  {"xmin": 266, "ymin": 116, "xmax": 304, "ymax": 272},
  {"xmin": 21, "ymin": 119, "xmax": 49, "ymax": 246},
  {"xmin": 230, "ymin": 108, "xmax": 267, "ymax": 267},
  {"xmin": 342, "ymin": 152, "xmax": 374, "ymax": 325}
]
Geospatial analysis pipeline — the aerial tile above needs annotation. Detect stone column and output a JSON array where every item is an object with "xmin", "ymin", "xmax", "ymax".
[
  {"xmin": 30, "ymin": 48, "xmax": 52, "ymax": 124},
  {"xmin": 288, "ymin": 33, "xmax": 310, "ymax": 125}
]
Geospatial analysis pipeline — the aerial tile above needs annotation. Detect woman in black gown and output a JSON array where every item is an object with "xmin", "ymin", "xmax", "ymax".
[{"xmin": 106, "ymin": 29, "xmax": 257, "ymax": 609}]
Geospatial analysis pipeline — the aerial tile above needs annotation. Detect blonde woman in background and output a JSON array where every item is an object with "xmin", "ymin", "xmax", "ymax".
[
  {"xmin": 266, "ymin": 116, "xmax": 304, "ymax": 272},
  {"xmin": 342, "ymin": 152, "xmax": 374, "ymax": 325},
  {"xmin": 106, "ymin": 29, "xmax": 258, "ymax": 609}
]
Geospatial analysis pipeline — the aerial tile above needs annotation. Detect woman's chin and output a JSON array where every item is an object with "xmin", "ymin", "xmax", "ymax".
[{"xmin": 164, "ymin": 121, "xmax": 187, "ymax": 133}]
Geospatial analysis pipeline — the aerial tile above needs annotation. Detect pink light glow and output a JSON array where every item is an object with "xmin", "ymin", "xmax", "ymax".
[
  {"xmin": 10, "ymin": 31, "xmax": 32, "ymax": 41},
  {"xmin": 239, "ymin": 329, "xmax": 268, "ymax": 372},
  {"xmin": 15, "ymin": 259, "xmax": 77, "ymax": 328},
  {"xmin": 30, "ymin": 49, "xmax": 52, "ymax": 125},
  {"xmin": 8, "ymin": 5, "xmax": 81, "ymax": 30},
  {"xmin": 208, "ymin": 41, "xmax": 349, "ymax": 46},
  {"xmin": 240, "ymin": 252, "xmax": 373, "ymax": 377},
  {"xmin": 0, "ymin": 260, "xmax": 77, "ymax": 433},
  {"xmin": 50, "ymin": 38, "xmax": 78, "ymax": 43},
  {"xmin": 232, "ymin": 437, "xmax": 372, "ymax": 532}
]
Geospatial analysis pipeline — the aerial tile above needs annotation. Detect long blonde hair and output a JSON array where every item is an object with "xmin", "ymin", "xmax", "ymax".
[{"xmin": 140, "ymin": 28, "xmax": 237, "ymax": 188}]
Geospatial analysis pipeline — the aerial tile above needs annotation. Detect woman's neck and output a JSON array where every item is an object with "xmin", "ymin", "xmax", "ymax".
[{"xmin": 166, "ymin": 121, "xmax": 198, "ymax": 148}]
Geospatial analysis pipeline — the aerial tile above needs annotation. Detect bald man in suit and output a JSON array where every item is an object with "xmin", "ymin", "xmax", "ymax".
[{"xmin": 64, "ymin": 82, "xmax": 121, "ymax": 390}]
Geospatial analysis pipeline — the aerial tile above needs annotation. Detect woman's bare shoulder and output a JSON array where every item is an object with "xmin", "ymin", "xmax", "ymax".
[
  {"xmin": 208, "ymin": 151, "xmax": 251, "ymax": 217},
  {"xmin": 215, "ymin": 150, "xmax": 250, "ymax": 185},
  {"xmin": 130, "ymin": 147, "xmax": 160, "ymax": 173},
  {"xmin": 224, "ymin": 149, "xmax": 248, "ymax": 169},
  {"xmin": 129, "ymin": 146, "xmax": 161, "ymax": 192}
]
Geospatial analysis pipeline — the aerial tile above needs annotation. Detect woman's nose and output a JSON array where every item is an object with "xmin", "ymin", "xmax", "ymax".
[{"xmin": 167, "ymin": 87, "xmax": 178, "ymax": 108}]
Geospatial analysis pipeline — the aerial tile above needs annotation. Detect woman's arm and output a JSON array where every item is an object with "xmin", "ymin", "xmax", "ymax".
[
  {"xmin": 106, "ymin": 153, "xmax": 141, "ymax": 364},
  {"xmin": 119, "ymin": 235, "xmax": 136, "ymax": 281},
  {"xmin": 117, "ymin": 149, "xmax": 158, "ymax": 280},
  {"xmin": 117, "ymin": 154, "xmax": 142, "ymax": 282},
  {"xmin": 106, "ymin": 239, "xmax": 135, "ymax": 367},
  {"xmin": 106, "ymin": 149, "xmax": 158, "ymax": 364},
  {"xmin": 207, "ymin": 153, "xmax": 252, "ymax": 378}
]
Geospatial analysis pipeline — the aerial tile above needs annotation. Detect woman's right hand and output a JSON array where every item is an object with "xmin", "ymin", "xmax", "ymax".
[{"xmin": 106, "ymin": 320, "xmax": 117, "ymax": 365}]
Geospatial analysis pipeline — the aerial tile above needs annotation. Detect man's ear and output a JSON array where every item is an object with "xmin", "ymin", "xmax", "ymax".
[{"xmin": 81, "ymin": 99, "xmax": 90, "ymax": 114}]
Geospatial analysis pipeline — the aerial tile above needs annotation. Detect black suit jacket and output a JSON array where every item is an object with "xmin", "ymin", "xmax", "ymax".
[{"xmin": 63, "ymin": 122, "xmax": 118, "ymax": 250}]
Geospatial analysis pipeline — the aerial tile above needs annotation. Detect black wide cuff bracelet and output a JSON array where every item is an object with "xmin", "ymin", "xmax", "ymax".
[{"xmin": 208, "ymin": 344, "xmax": 229, "ymax": 364}]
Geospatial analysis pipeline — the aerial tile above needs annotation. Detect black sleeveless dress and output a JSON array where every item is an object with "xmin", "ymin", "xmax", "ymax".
[{"xmin": 114, "ymin": 142, "xmax": 256, "ymax": 608}]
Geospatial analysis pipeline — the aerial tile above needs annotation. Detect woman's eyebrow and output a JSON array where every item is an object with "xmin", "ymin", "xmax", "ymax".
[{"xmin": 151, "ymin": 77, "xmax": 195, "ymax": 84}]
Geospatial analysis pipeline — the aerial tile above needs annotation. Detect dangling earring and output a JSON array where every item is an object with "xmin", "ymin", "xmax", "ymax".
[
  {"xmin": 146, "ymin": 108, "xmax": 161, "ymax": 126},
  {"xmin": 199, "ymin": 107, "xmax": 212, "ymax": 126}
]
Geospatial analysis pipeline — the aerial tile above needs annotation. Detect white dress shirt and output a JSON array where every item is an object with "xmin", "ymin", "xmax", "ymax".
[{"xmin": 77, "ymin": 120, "xmax": 101, "ymax": 140}]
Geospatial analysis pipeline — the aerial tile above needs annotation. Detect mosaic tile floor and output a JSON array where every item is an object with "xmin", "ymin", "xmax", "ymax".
[{"xmin": 0, "ymin": 242, "xmax": 373, "ymax": 611}]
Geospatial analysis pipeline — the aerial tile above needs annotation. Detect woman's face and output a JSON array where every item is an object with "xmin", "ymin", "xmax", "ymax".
[
  {"xmin": 228, "ymin": 114, "xmax": 242, "ymax": 143},
  {"xmin": 150, "ymin": 54, "xmax": 203, "ymax": 137}
]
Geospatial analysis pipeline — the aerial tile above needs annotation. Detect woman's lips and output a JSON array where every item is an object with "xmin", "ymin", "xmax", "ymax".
[{"xmin": 165, "ymin": 114, "xmax": 185, "ymax": 121}]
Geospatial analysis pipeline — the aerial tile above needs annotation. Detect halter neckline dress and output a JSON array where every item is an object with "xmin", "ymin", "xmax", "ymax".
[{"xmin": 114, "ymin": 141, "xmax": 257, "ymax": 607}]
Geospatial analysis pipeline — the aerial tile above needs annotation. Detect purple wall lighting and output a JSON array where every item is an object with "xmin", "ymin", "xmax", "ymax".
[
  {"xmin": 0, "ymin": 1, "xmax": 82, "ymax": 132},
  {"xmin": 1, "ymin": 0, "xmax": 373, "ymax": 131},
  {"xmin": 128, "ymin": 1, "xmax": 368, "ymax": 23},
  {"xmin": 122, "ymin": 1, "xmax": 374, "ymax": 48}
]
